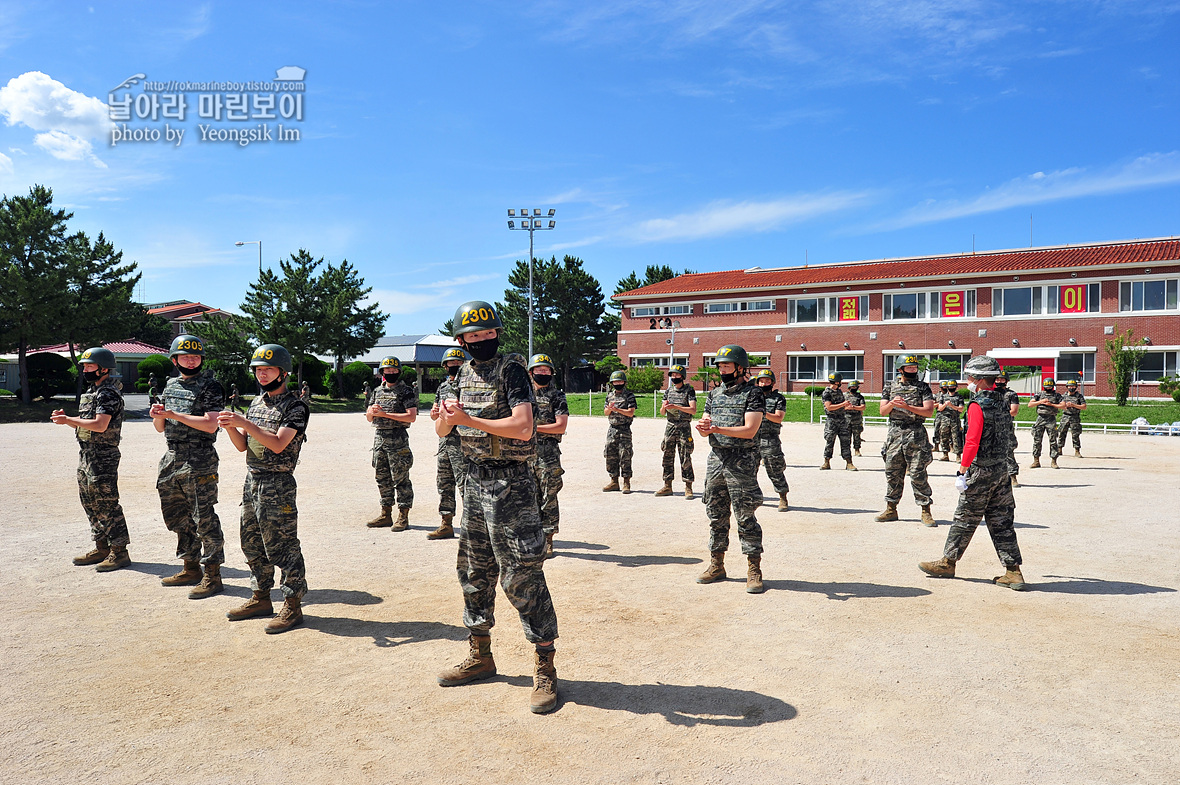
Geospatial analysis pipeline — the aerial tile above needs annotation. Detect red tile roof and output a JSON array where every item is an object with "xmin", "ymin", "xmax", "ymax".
[
  {"xmin": 614, "ymin": 237, "xmax": 1180, "ymax": 300},
  {"xmin": 147, "ymin": 302, "xmax": 218, "ymax": 316},
  {"xmin": 32, "ymin": 340, "xmax": 170, "ymax": 355}
]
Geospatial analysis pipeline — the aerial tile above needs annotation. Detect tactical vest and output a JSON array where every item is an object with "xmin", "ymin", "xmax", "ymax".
[
  {"xmin": 606, "ymin": 388, "xmax": 635, "ymax": 427},
  {"xmin": 823, "ymin": 387, "xmax": 847, "ymax": 421},
  {"xmin": 437, "ymin": 376, "xmax": 459, "ymax": 402},
  {"xmin": 162, "ymin": 372, "xmax": 221, "ymax": 446},
  {"xmin": 534, "ymin": 385, "xmax": 565, "ymax": 443},
  {"xmin": 936, "ymin": 392, "xmax": 959, "ymax": 419},
  {"xmin": 758, "ymin": 389, "xmax": 784, "ymax": 437},
  {"xmin": 707, "ymin": 380, "xmax": 760, "ymax": 450},
  {"xmin": 77, "ymin": 381, "xmax": 123, "ymax": 446},
  {"xmin": 968, "ymin": 390, "xmax": 1011, "ymax": 469},
  {"xmin": 1034, "ymin": 391, "xmax": 1061, "ymax": 418},
  {"xmin": 371, "ymin": 381, "xmax": 414, "ymax": 431},
  {"xmin": 245, "ymin": 390, "xmax": 307, "ymax": 473},
  {"xmin": 846, "ymin": 390, "xmax": 865, "ymax": 424},
  {"xmin": 662, "ymin": 384, "xmax": 695, "ymax": 424},
  {"xmin": 456, "ymin": 354, "xmax": 536, "ymax": 462},
  {"xmin": 884, "ymin": 378, "xmax": 932, "ymax": 426},
  {"xmin": 1061, "ymin": 392, "xmax": 1085, "ymax": 419}
]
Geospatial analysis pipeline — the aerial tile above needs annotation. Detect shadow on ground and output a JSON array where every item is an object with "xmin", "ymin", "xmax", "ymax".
[
  {"xmin": 306, "ymin": 588, "xmax": 383, "ymax": 606},
  {"xmin": 306, "ymin": 617, "xmax": 467, "ymax": 647},
  {"xmin": 761, "ymin": 579, "xmax": 932, "ymax": 600},
  {"xmin": 557, "ymin": 550, "xmax": 703, "ymax": 568},
  {"xmin": 785, "ymin": 505, "xmax": 878, "ymax": 515},
  {"xmin": 1031, "ymin": 575, "xmax": 1177, "ymax": 595},
  {"xmin": 126, "ymin": 561, "xmax": 250, "ymax": 579}
]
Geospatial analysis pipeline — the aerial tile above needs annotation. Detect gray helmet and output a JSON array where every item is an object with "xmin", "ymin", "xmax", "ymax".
[
  {"xmin": 848, "ymin": 379, "xmax": 860, "ymax": 388},
  {"xmin": 78, "ymin": 346, "xmax": 117, "ymax": 370},
  {"xmin": 379, "ymin": 356, "xmax": 401, "ymax": 370},
  {"xmin": 713, "ymin": 344, "xmax": 749, "ymax": 369},
  {"xmin": 895, "ymin": 354, "xmax": 921, "ymax": 370},
  {"xmin": 442, "ymin": 347, "xmax": 467, "ymax": 365},
  {"xmin": 169, "ymin": 334, "xmax": 205, "ymax": 358},
  {"xmin": 452, "ymin": 300, "xmax": 502, "ymax": 336},
  {"xmin": 669, "ymin": 364, "xmax": 687, "ymax": 377},
  {"xmin": 964, "ymin": 355, "xmax": 1002, "ymax": 378},
  {"xmin": 610, "ymin": 370, "xmax": 627, "ymax": 384},
  {"xmin": 827, "ymin": 372, "xmax": 843, "ymax": 384},
  {"xmin": 528, "ymin": 353, "xmax": 555, "ymax": 371},
  {"xmin": 755, "ymin": 368, "xmax": 775, "ymax": 384},
  {"xmin": 249, "ymin": 344, "xmax": 293, "ymax": 373}
]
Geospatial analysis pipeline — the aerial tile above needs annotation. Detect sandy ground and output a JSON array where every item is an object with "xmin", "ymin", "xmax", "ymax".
[{"xmin": 1, "ymin": 413, "xmax": 1178, "ymax": 785}]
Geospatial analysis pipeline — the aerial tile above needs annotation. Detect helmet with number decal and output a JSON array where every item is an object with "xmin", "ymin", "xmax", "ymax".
[
  {"xmin": 995, "ymin": 369, "xmax": 1009, "ymax": 382},
  {"xmin": 828, "ymin": 372, "xmax": 843, "ymax": 384},
  {"xmin": 947, "ymin": 379, "xmax": 959, "ymax": 387},
  {"xmin": 895, "ymin": 354, "xmax": 921, "ymax": 370},
  {"xmin": 755, "ymin": 368, "xmax": 775, "ymax": 383},
  {"xmin": 78, "ymin": 347, "xmax": 117, "ymax": 370},
  {"xmin": 442, "ymin": 347, "xmax": 467, "ymax": 365},
  {"xmin": 528, "ymin": 353, "xmax": 555, "ymax": 371},
  {"xmin": 669, "ymin": 364, "xmax": 687, "ymax": 377},
  {"xmin": 610, "ymin": 370, "xmax": 627, "ymax": 384},
  {"xmin": 1043, "ymin": 378, "xmax": 1056, "ymax": 388},
  {"xmin": 380, "ymin": 356, "xmax": 401, "ymax": 370},
  {"xmin": 249, "ymin": 343, "xmax": 292, "ymax": 372},
  {"xmin": 1066, "ymin": 379, "xmax": 1078, "ymax": 388},
  {"xmin": 169, "ymin": 334, "xmax": 205, "ymax": 358},
  {"xmin": 713, "ymin": 344, "xmax": 749, "ymax": 370},
  {"xmin": 964, "ymin": 355, "xmax": 1002, "ymax": 378},
  {"xmin": 848, "ymin": 379, "xmax": 861, "ymax": 388},
  {"xmin": 452, "ymin": 300, "xmax": 503, "ymax": 336}
]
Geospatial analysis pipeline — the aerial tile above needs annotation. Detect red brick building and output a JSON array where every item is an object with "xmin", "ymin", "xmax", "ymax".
[{"xmin": 613, "ymin": 237, "xmax": 1180, "ymax": 398}]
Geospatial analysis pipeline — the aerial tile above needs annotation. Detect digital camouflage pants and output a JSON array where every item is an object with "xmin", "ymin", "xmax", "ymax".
[
  {"xmin": 157, "ymin": 447, "xmax": 224, "ymax": 565},
  {"xmin": 933, "ymin": 415, "xmax": 963, "ymax": 455},
  {"xmin": 77, "ymin": 445, "xmax": 130, "ymax": 548},
  {"xmin": 823, "ymin": 417, "xmax": 852, "ymax": 462},
  {"xmin": 436, "ymin": 433, "xmax": 467, "ymax": 517},
  {"xmin": 604, "ymin": 425, "xmax": 633, "ymax": 479},
  {"xmin": 457, "ymin": 460, "xmax": 558, "ymax": 643},
  {"xmin": 757, "ymin": 435, "xmax": 789, "ymax": 494},
  {"xmin": 532, "ymin": 439, "xmax": 564, "ymax": 536},
  {"xmin": 849, "ymin": 417, "xmax": 864, "ymax": 451},
  {"xmin": 703, "ymin": 447, "xmax": 763, "ymax": 556},
  {"xmin": 1057, "ymin": 416, "xmax": 1083, "ymax": 452},
  {"xmin": 240, "ymin": 471, "xmax": 307, "ymax": 598},
  {"xmin": 881, "ymin": 424, "xmax": 933, "ymax": 506},
  {"xmin": 373, "ymin": 430, "xmax": 414, "ymax": 509},
  {"xmin": 1006, "ymin": 424, "xmax": 1019, "ymax": 479},
  {"xmin": 942, "ymin": 462, "xmax": 1022, "ymax": 568},
  {"xmin": 660, "ymin": 422, "xmax": 695, "ymax": 483},
  {"xmin": 1031, "ymin": 416, "xmax": 1060, "ymax": 459}
]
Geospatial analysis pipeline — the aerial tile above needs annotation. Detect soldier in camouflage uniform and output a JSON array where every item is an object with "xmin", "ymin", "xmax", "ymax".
[
  {"xmin": 753, "ymin": 369, "xmax": 790, "ymax": 511},
  {"xmin": 602, "ymin": 370, "xmax": 636, "ymax": 493},
  {"xmin": 920, "ymin": 355, "xmax": 1027, "ymax": 591},
  {"xmin": 150, "ymin": 335, "xmax": 227, "ymax": 599},
  {"xmin": 695, "ymin": 345, "xmax": 767, "ymax": 594},
  {"xmin": 933, "ymin": 380, "xmax": 965, "ymax": 462},
  {"xmin": 1028, "ymin": 378, "xmax": 1064, "ymax": 469},
  {"xmin": 365, "ymin": 356, "xmax": 419, "ymax": 530},
  {"xmin": 51, "ymin": 347, "xmax": 132, "ymax": 572},
  {"xmin": 820, "ymin": 372, "xmax": 857, "ymax": 471},
  {"xmin": 875, "ymin": 356, "xmax": 937, "ymax": 527},
  {"xmin": 655, "ymin": 364, "xmax": 697, "ymax": 500},
  {"xmin": 1056, "ymin": 379, "xmax": 1087, "ymax": 458},
  {"xmin": 428, "ymin": 347, "xmax": 468, "ymax": 540},
  {"xmin": 846, "ymin": 379, "xmax": 866, "ymax": 456},
  {"xmin": 995, "ymin": 371, "xmax": 1022, "ymax": 488},
  {"xmin": 434, "ymin": 301, "xmax": 560, "ymax": 714},
  {"xmin": 217, "ymin": 344, "xmax": 311, "ymax": 634},
  {"xmin": 528, "ymin": 353, "xmax": 568, "ymax": 558}
]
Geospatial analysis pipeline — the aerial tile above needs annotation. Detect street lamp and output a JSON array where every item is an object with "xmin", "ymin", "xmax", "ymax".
[
  {"xmin": 235, "ymin": 240, "xmax": 262, "ymax": 274},
  {"xmin": 506, "ymin": 208, "xmax": 556, "ymax": 358},
  {"xmin": 659, "ymin": 318, "xmax": 680, "ymax": 374}
]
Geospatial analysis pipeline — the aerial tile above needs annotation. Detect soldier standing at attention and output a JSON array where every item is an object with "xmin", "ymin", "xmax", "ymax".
[
  {"xmin": 655, "ymin": 364, "xmax": 697, "ymax": 500},
  {"xmin": 933, "ymin": 381, "xmax": 964, "ymax": 462},
  {"xmin": 51, "ymin": 347, "xmax": 131, "ymax": 572},
  {"xmin": 364, "ymin": 356, "xmax": 419, "ymax": 530},
  {"xmin": 528, "ymin": 354, "xmax": 569, "ymax": 558},
  {"xmin": 602, "ymin": 370, "xmax": 636, "ymax": 494},
  {"xmin": 1056, "ymin": 379, "xmax": 1087, "ymax": 458},
  {"xmin": 217, "ymin": 344, "xmax": 310, "ymax": 634},
  {"xmin": 875, "ymin": 356, "xmax": 937, "ymax": 527},
  {"xmin": 1028, "ymin": 378, "xmax": 1064, "ymax": 469},
  {"xmin": 920, "ymin": 356, "xmax": 1026, "ymax": 591},
  {"xmin": 695, "ymin": 345, "xmax": 767, "ymax": 594},
  {"xmin": 150, "ymin": 335, "xmax": 227, "ymax": 599},
  {"xmin": 753, "ymin": 369, "xmax": 790, "ymax": 511},
  {"xmin": 820, "ymin": 372, "xmax": 856, "ymax": 471},
  {"xmin": 427, "ymin": 347, "xmax": 468, "ymax": 540},
  {"xmin": 846, "ymin": 379, "xmax": 866, "ymax": 456},
  {"xmin": 995, "ymin": 371, "xmax": 1021, "ymax": 487},
  {"xmin": 434, "ymin": 301, "xmax": 559, "ymax": 714}
]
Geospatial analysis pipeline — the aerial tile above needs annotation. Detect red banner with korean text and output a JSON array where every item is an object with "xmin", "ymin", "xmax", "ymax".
[
  {"xmin": 838, "ymin": 296, "xmax": 860, "ymax": 321},
  {"xmin": 1059, "ymin": 284, "xmax": 1086, "ymax": 313},
  {"xmin": 941, "ymin": 290, "xmax": 966, "ymax": 317}
]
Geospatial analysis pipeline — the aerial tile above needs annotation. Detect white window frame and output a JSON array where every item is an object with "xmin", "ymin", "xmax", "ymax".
[
  {"xmin": 993, "ymin": 282, "xmax": 1101, "ymax": 317},
  {"xmin": 1119, "ymin": 278, "xmax": 1179, "ymax": 313},
  {"xmin": 628, "ymin": 354, "xmax": 690, "ymax": 369},
  {"xmin": 705, "ymin": 299, "xmax": 776, "ymax": 314},
  {"xmin": 787, "ymin": 352, "xmax": 864, "ymax": 381}
]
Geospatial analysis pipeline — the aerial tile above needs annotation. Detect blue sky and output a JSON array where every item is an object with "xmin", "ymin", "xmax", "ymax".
[{"xmin": 1, "ymin": 1, "xmax": 1177, "ymax": 337}]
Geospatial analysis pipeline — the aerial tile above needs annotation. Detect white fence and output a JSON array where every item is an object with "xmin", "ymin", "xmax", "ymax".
[{"xmin": 825, "ymin": 415, "xmax": 1178, "ymax": 436}]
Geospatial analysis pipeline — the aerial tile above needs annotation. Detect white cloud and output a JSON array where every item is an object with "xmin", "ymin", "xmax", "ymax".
[
  {"xmin": 34, "ymin": 130, "xmax": 106, "ymax": 167},
  {"xmin": 629, "ymin": 192, "xmax": 870, "ymax": 243},
  {"xmin": 415, "ymin": 273, "xmax": 501, "ymax": 289},
  {"xmin": 0, "ymin": 71, "xmax": 110, "ymax": 140},
  {"xmin": 0, "ymin": 151, "xmax": 12, "ymax": 179}
]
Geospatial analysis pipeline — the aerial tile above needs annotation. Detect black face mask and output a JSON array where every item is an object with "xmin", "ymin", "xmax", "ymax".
[
  {"xmin": 612, "ymin": 383, "xmax": 626, "ymax": 391},
  {"xmin": 671, "ymin": 377, "xmax": 684, "ymax": 386},
  {"xmin": 258, "ymin": 373, "xmax": 286, "ymax": 392},
  {"xmin": 382, "ymin": 372, "xmax": 400, "ymax": 384},
  {"xmin": 82, "ymin": 370, "xmax": 103, "ymax": 384},
  {"xmin": 720, "ymin": 371, "xmax": 738, "ymax": 384},
  {"xmin": 446, "ymin": 364, "xmax": 460, "ymax": 378},
  {"xmin": 465, "ymin": 337, "xmax": 499, "ymax": 362},
  {"xmin": 177, "ymin": 360, "xmax": 203, "ymax": 377},
  {"xmin": 901, "ymin": 370, "xmax": 918, "ymax": 380},
  {"xmin": 532, "ymin": 373, "xmax": 552, "ymax": 386}
]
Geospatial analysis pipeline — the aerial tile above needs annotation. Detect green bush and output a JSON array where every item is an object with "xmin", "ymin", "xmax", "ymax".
[
  {"xmin": 956, "ymin": 389, "xmax": 972, "ymax": 401},
  {"xmin": 0, "ymin": 388, "xmax": 13, "ymax": 396},
  {"xmin": 27, "ymin": 353, "xmax": 76, "ymax": 400},
  {"xmin": 137, "ymin": 354, "xmax": 173, "ymax": 391},
  {"xmin": 329, "ymin": 361, "xmax": 374, "ymax": 399},
  {"xmin": 802, "ymin": 385, "xmax": 825, "ymax": 397},
  {"xmin": 626, "ymin": 365, "xmax": 665, "ymax": 394},
  {"xmin": 594, "ymin": 355, "xmax": 624, "ymax": 376},
  {"xmin": 297, "ymin": 356, "xmax": 330, "ymax": 395}
]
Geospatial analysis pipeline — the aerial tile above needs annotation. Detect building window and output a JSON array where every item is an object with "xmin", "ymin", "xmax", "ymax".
[
  {"xmin": 788, "ymin": 296, "xmax": 865, "ymax": 323},
  {"xmin": 883, "ymin": 353, "xmax": 969, "ymax": 384},
  {"xmin": 932, "ymin": 290, "xmax": 976, "ymax": 318},
  {"xmin": 631, "ymin": 306, "xmax": 657, "ymax": 317},
  {"xmin": 630, "ymin": 355, "xmax": 689, "ymax": 368},
  {"xmin": 789, "ymin": 298, "xmax": 821, "ymax": 323},
  {"xmin": 1132, "ymin": 351, "xmax": 1178, "ymax": 382},
  {"xmin": 1057, "ymin": 352, "xmax": 1096, "ymax": 383},
  {"xmin": 1120, "ymin": 279, "xmax": 1179, "ymax": 312},
  {"xmin": 705, "ymin": 299, "xmax": 776, "ymax": 314},
  {"xmin": 705, "ymin": 302, "xmax": 737, "ymax": 313},
  {"xmin": 994, "ymin": 283, "xmax": 1101, "ymax": 316},
  {"xmin": 788, "ymin": 355, "xmax": 864, "ymax": 381},
  {"xmin": 664, "ymin": 304, "xmax": 692, "ymax": 315}
]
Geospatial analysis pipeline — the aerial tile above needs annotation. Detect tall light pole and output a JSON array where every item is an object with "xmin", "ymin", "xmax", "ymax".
[
  {"xmin": 235, "ymin": 240, "xmax": 262, "ymax": 275},
  {"xmin": 660, "ymin": 318, "xmax": 680, "ymax": 373},
  {"xmin": 507, "ymin": 208, "xmax": 556, "ymax": 358}
]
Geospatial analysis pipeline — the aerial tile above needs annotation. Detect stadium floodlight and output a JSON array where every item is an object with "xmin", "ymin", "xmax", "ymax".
[{"xmin": 505, "ymin": 206, "xmax": 557, "ymax": 357}]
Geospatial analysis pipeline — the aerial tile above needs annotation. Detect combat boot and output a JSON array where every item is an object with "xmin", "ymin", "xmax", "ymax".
[
  {"xmin": 941, "ymin": 452, "xmax": 950, "ymax": 462},
  {"xmin": 921, "ymin": 505, "xmax": 936, "ymax": 527},
  {"xmin": 437, "ymin": 635, "xmax": 497, "ymax": 686},
  {"xmin": 544, "ymin": 532, "xmax": 555, "ymax": 559},
  {"xmin": 530, "ymin": 648, "xmax": 558, "ymax": 714},
  {"xmin": 602, "ymin": 477, "xmax": 620, "ymax": 492},
  {"xmin": 746, "ymin": 556, "xmax": 764, "ymax": 594},
  {"xmin": 874, "ymin": 502, "xmax": 898, "ymax": 522},
  {"xmin": 1050, "ymin": 458, "xmax": 1059, "ymax": 469},
  {"xmin": 654, "ymin": 482, "xmax": 673, "ymax": 497},
  {"xmin": 1074, "ymin": 449, "xmax": 1082, "ymax": 458},
  {"xmin": 778, "ymin": 492, "xmax": 789, "ymax": 512},
  {"xmin": 226, "ymin": 591, "xmax": 273, "ymax": 621},
  {"xmin": 95, "ymin": 546, "xmax": 130, "ymax": 572},
  {"xmin": 820, "ymin": 459, "xmax": 831, "ymax": 470},
  {"xmin": 1029, "ymin": 457, "xmax": 1040, "ymax": 469},
  {"xmin": 1011, "ymin": 476, "xmax": 1021, "ymax": 488},
  {"xmin": 392, "ymin": 507, "xmax": 410, "ymax": 531},
  {"xmin": 427, "ymin": 514, "xmax": 455, "ymax": 540},
  {"xmin": 161, "ymin": 559, "xmax": 202, "ymax": 586},
  {"xmin": 919, "ymin": 557, "xmax": 956, "ymax": 578},
  {"xmin": 188, "ymin": 564, "xmax": 223, "ymax": 600},
  {"xmin": 954, "ymin": 453, "xmax": 961, "ymax": 463},
  {"xmin": 73, "ymin": 544, "xmax": 109, "ymax": 566},
  {"xmin": 684, "ymin": 482, "xmax": 694, "ymax": 500},
  {"xmin": 696, "ymin": 551, "xmax": 726, "ymax": 584},
  {"xmin": 845, "ymin": 461, "xmax": 858, "ymax": 472},
  {"xmin": 265, "ymin": 597, "xmax": 303, "ymax": 634},
  {"xmin": 993, "ymin": 567, "xmax": 1027, "ymax": 591},
  {"xmin": 621, "ymin": 478, "xmax": 632, "ymax": 494},
  {"xmin": 366, "ymin": 506, "xmax": 393, "ymax": 528},
  {"xmin": 854, "ymin": 448, "xmax": 861, "ymax": 457}
]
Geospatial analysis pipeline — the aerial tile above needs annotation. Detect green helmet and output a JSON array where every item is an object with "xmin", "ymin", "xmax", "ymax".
[
  {"xmin": 755, "ymin": 368, "xmax": 775, "ymax": 383},
  {"xmin": 947, "ymin": 379, "xmax": 959, "ymax": 387},
  {"xmin": 848, "ymin": 379, "xmax": 860, "ymax": 388},
  {"xmin": 169, "ymin": 334, "xmax": 205, "ymax": 358},
  {"xmin": 249, "ymin": 344, "xmax": 293, "ymax": 373},
  {"xmin": 713, "ymin": 344, "xmax": 749, "ymax": 369},
  {"xmin": 442, "ymin": 348, "xmax": 467, "ymax": 364},
  {"xmin": 528, "ymin": 353, "xmax": 555, "ymax": 371},
  {"xmin": 964, "ymin": 355, "xmax": 1002, "ymax": 378},
  {"xmin": 669, "ymin": 364, "xmax": 687, "ymax": 377},
  {"xmin": 996, "ymin": 369, "xmax": 1009, "ymax": 382},
  {"xmin": 452, "ymin": 300, "xmax": 502, "ymax": 336},
  {"xmin": 610, "ymin": 370, "xmax": 627, "ymax": 384},
  {"xmin": 78, "ymin": 346, "xmax": 117, "ymax": 370},
  {"xmin": 380, "ymin": 356, "xmax": 401, "ymax": 370},
  {"xmin": 1066, "ymin": 379, "xmax": 1078, "ymax": 388},
  {"xmin": 1043, "ymin": 378, "xmax": 1056, "ymax": 388},
  {"xmin": 895, "ymin": 354, "xmax": 920, "ymax": 370},
  {"xmin": 828, "ymin": 372, "xmax": 843, "ymax": 384}
]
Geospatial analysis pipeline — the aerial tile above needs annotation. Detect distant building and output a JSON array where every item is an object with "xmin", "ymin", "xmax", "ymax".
[
  {"xmin": 146, "ymin": 300, "xmax": 234, "ymax": 338},
  {"xmin": 0, "ymin": 339, "xmax": 170, "ymax": 391},
  {"xmin": 343, "ymin": 334, "xmax": 463, "ymax": 393}
]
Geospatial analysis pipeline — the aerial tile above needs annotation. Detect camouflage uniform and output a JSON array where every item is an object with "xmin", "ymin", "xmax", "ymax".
[
  {"xmin": 76, "ymin": 379, "xmax": 130, "ymax": 548},
  {"xmin": 454, "ymin": 353, "xmax": 558, "ymax": 643},
  {"xmin": 531, "ymin": 383, "xmax": 568, "ymax": 537},
  {"xmin": 1000, "ymin": 386, "xmax": 1021, "ymax": 479},
  {"xmin": 703, "ymin": 379, "xmax": 766, "ymax": 555},
  {"xmin": 604, "ymin": 388, "xmax": 636, "ymax": 479},
  {"xmin": 942, "ymin": 389, "xmax": 1022, "ymax": 568},
  {"xmin": 1057, "ymin": 390, "xmax": 1086, "ymax": 452},
  {"xmin": 1030, "ymin": 390, "xmax": 1062, "ymax": 460},
  {"xmin": 846, "ymin": 387, "xmax": 866, "ymax": 451},
  {"xmin": 240, "ymin": 390, "xmax": 310, "ymax": 599},
  {"xmin": 371, "ymin": 380, "xmax": 418, "ymax": 510},
  {"xmin": 660, "ymin": 384, "xmax": 696, "ymax": 484},
  {"xmin": 756, "ymin": 387, "xmax": 789, "ymax": 494},
  {"xmin": 821, "ymin": 386, "xmax": 852, "ymax": 462},
  {"xmin": 435, "ymin": 376, "xmax": 467, "ymax": 518},
  {"xmin": 157, "ymin": 372, "xmax": 226, "ymax": 566},
  {"xmin": 880, "ymin": 377, "xmax": 935, "ymax": 506},
  {"xmin": 933, "ymin": 391, "xmax": 964, "ymax": 455}
]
